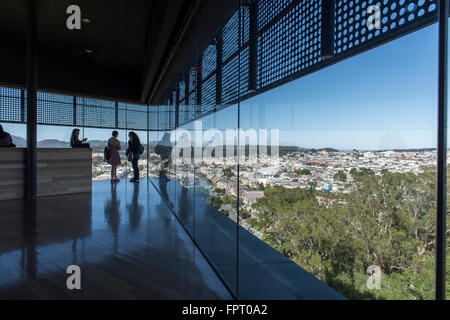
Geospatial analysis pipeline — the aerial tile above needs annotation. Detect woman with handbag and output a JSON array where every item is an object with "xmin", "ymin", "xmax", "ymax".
[
  {"xmin": 108, "ymin": 131, "xmax": 121, "ymax": 182},
  {"xmin": 126, "ymin": 132, "xmax": 143, "ymax": 183}
]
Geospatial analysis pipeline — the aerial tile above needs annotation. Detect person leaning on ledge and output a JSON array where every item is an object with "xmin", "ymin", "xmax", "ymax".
[
  {"xmin": 0, "ymin": 124, "xmax": 15, "ymax": 147},
  {"xmin": 70, "ymin": 128, "xmax": 90, "ymax": 148}
]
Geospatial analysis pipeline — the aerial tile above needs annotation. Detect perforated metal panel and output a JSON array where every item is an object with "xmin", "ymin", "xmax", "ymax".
[
  {"xmin": 179, "ymin": 104, "xmax": 196, "ymax": 127},
  {"xmin": 148, "ymin": 105, "xmax": 160, "ymax": 130},
  {"xmin": 118, "ymin": 102, "xmax": 127, "ymax": 129},
  {"xmin": 223, "ymin": 11, "xmax": 241, "ymax": 62},
  {"xmin": 189, "ymin": 91, "xmax": 197, "ymax": 107},
  {"xmin": 0, "ymin": 87, "xmax": 156, "ymax": 130},
  {"xmin": 0, "ymin": 0, "xmax": 441, "ymax": 132},
  {"xmin": 164, "ymin": 0, "xmax": 439, "ymax": 127},
  {"xmin": 241, "ymin": 5, "xmax": 250, "ymax": 45},
  {"xmin": 201, "ymin": 75, "xmax": 216, "ymax": 113},
  {"xmin": 202, "ymin": 45, "xmax": 217, "ymax": 80},
  {"xmin": 124, "ymin": 103, "xmax": 148, "ymax": 131},
  {"xmin": 258, "ymin": 0, "xmax": 321, "ymax": 89},
  {"xmin": 179, "ymin": 81, "xmax": 186, "ymax": 101},
  {"xmin": 0, "ymin": 87, "xmax": 22, "ymax": 123},
  {"xmin": 189, "ymin": 68, "xmax": 197, "ymax": 93},
  {"xmin": 76, "ymin": 97, "xmax": 116, "ymax": 128},
  {"xmin": 334, "ymin": 0, "xmax": 438, "ymax": 54},
  {"xmin": 158, "ymin": 105, "xmax": 175, "ymax": 130},
  {"xmin": 38, "ymin": 92, "xmax": 74, "ymax": 126},
  {"xmin": 258, "ymin": 0, "xmax": 293, "ymax": 31}
]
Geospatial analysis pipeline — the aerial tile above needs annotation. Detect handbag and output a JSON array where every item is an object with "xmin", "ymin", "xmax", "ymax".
[{"xmin": 104, "ymin": 146, "xmax": 111, "ymax": 161}]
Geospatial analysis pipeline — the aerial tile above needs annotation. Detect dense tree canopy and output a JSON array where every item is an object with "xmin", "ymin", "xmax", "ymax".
[{"xmin": 250, "ymin": 167, "xmax": 450, "ymax": 299}]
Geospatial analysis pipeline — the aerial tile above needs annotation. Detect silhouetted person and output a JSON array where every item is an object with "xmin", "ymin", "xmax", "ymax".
[
  {"xmin": 126, "ymin": 132, "xmax": 143, "ymax": 183},
  {"xmin": 108, "ymin": 130, "xmax": 121, "ymax": 182},
  {"xmin": 70, "ymin": 128, "xmax": 89, "ymax": 148},
  {"xmin": 127, "ymin": 183, "xmax": 143, "ymax": 232},
  {"xmin": 105, "ymin": 182, "xmax": 121, "ymax": 255},
  {"xmin": 155, "ymin": 132, "xmax": 172, "ymax": 182},
  {"xmin": 0, "ymin": 124, "xmax": 15, "ymax": 147},
  {"xmin": 158, "ymin": 173, "xmax": 171, "ymax": 205}
]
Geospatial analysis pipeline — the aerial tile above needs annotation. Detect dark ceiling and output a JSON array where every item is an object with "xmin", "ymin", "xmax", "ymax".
[{"xmin": 0, "ymin": 0, "xmax": 237, "ymax": 104}]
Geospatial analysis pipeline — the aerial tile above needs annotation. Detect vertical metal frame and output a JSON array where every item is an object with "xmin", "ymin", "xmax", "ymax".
[
  {"xmin": 216, "ymin": 32, "xmax": 223, "ymax": 109},
  {"xmin": 115, "ymin": 100, "xmax": 119, "ymax": 129},
  {"xmin": 169, "ymin": 91, "xmax": 173, "ymax": 106},
  {"xmin": 147, "ymin": 104, "xmax": 150, "ymax": 179},
  {"xmin": 175, "ymin": 83, "xmax": 180, "ymax": 128},
  {"xmin": 73, "ymin": 96, "xmax": 77, "ymax": 126},
  {"xmin": 236, "ymin": 0, "xmax": 242, "ymax": 300},
  {"xmin": 20, "ymin": 89, "xmax": 25, "ymax": 122},
  {"xmin": 321, "ymin": 0, "xmax": 335, "ymax": 59},
  {"xmin": 184, "ymin": 72, "xmax": 190, "ymax": 106},
  {"xmin": 196, "ymin": 54, "xmax": 203, "ymax": 118},
  {"xmin": 26, "ymin": 1, "xmax": 37, "ymax": 202},
  {"xmin": 248, "ymin": 0, "xmax": 258, "ymax": 91},
  {"xmin": 436, "ymin": 0, "xmax": 448, "ymax": 301}
]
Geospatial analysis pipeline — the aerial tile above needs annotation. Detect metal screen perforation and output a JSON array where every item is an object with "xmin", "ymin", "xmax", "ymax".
[
  {"xmin": 334, "ymin": 0, "xmax": 438, "ymax": 55},
  {"xmin": 202, "ymin": 45, "xmax": 217, "ymax": 81},
  {"xmin": 0, "ymin": 87, "xmax": 22, "ymax": 123},
  {"xmin": 202, "ymin": 75, "xmax": 216, "ymax": 113},
  {"xmin": 258, "ymin": 0, "xmax": 321, "ymax": 89}
]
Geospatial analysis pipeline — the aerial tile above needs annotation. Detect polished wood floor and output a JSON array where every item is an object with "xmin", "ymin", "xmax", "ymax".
[{"xmin": 0, "ymin": 180, "xmax": 232, "ymax": 300}]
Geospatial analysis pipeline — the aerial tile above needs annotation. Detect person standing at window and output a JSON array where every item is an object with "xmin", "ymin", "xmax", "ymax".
[
  {"xmin": 126, "ymin": 132, "xmax": 143, "ymax": 183},
  {"xmin": 108, "ymin": 131, "xmax": 121, "ymax": 182}
]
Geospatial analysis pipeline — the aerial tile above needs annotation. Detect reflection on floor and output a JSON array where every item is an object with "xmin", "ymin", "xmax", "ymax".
[
  {"xmin": 0, "ymin": 180, "xmax": 232, "ymax": 299},
  {"xmin": 153, "ymin": 176, "xmax": 345, "ymax": 300}
]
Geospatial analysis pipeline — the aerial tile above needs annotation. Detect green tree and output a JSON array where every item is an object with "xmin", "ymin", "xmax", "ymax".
[
  {"xmin": 251, "ymin": 168, "xmax": 447, "ymax": 300},
  {"xmin": 333, "ymin": 170, "xmax": 347, "ymax": 182},
  {"xmin": 215, "ymin": 188, "xmax": 226, "ymax": 195},
  {"xmin": 222, "ymin": 168, "xmax": 234, "ymax": 177},
  {"xmin": 295, "ymin": 168, "xmax": 311, "ymax": 176},
  {"xmin": 209, "ymin": 196, "xmax": 223, "ymax": 210}
]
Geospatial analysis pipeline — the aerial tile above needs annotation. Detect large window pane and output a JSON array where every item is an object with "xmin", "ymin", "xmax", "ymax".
[{"xmin": 238, "ymin": 24, "xmax": 438, "ymax": 300}]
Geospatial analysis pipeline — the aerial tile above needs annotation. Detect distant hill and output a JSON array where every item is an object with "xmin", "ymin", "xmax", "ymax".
[
  {"xmin": 38, "ymin": 139, "xmax": 69, "ymax": 148},
  {"xmin": 309, "ymin": 147, "xmax": 340, "ymax": 153},
  {"xmin": 381, "ymin": 148, "xmax": 436, "ymax": 153},
  {"xmin": 5, "ymin": 135, "xmax": 439, "ymax": 154},
  {"xmin": 11, "ymin": 135, "xmax": 26, "ymax": 147}
]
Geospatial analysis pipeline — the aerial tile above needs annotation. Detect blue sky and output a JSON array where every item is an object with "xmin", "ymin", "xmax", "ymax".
[
  {"xmin": 1, "ymin": 23, "xmax": 443, "ymax": 150},
  {"xmin": 238, "ymin": 23, "xmax": 439, "ymax": 150}
]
